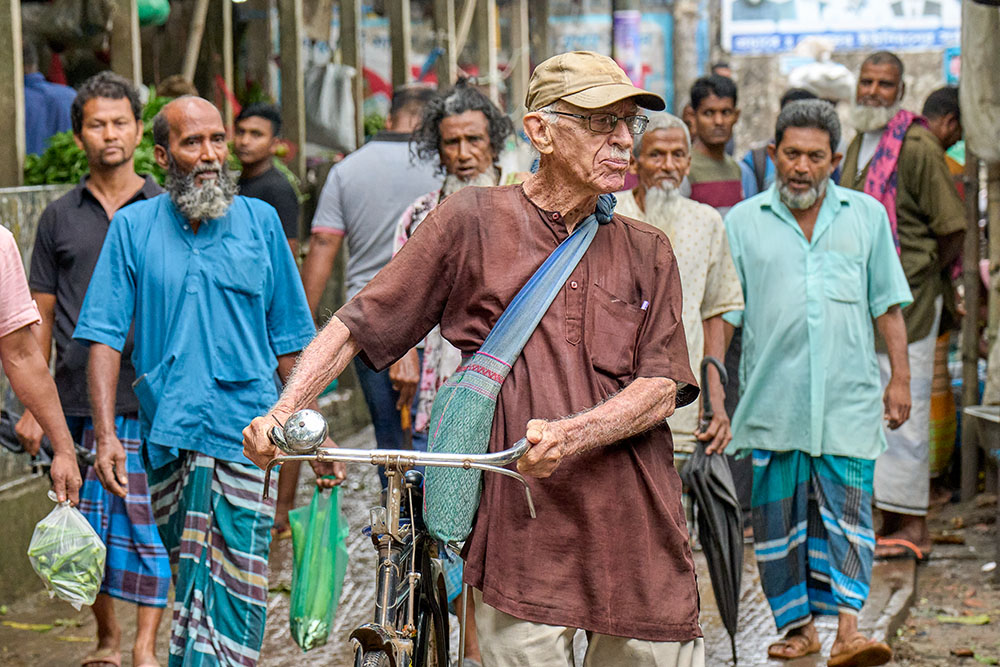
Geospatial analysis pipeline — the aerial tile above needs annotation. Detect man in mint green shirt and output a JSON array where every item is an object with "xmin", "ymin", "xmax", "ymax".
[{"xmin": 720, "ymin": 100, "xmax": 911, "ymax": 667}]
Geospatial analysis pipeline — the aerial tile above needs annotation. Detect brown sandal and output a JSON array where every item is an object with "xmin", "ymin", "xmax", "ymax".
[
  {"xmin": 828, "ymin": 633, "xmax": 892, "ymax": 667},
  {"xmin": 767, "ymin": 631, "xmax": 821, "ymax": 660}
]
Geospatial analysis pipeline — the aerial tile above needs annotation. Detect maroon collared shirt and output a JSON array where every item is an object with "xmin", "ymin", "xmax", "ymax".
[{"xmin": 336, "ymin": 184, "xmax": 702, "ymax": 641}]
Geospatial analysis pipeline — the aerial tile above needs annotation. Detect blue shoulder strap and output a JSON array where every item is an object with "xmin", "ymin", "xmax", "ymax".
[{"xmin": 478, "ymin": 193, "xmax": 616, "ymax": 366}]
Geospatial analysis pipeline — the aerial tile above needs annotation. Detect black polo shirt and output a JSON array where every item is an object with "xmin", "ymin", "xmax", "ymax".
[
  {"xmin": 238, "ymin": 166, "xmax": 299, "ymax": 240},
  {"xmin": 29, "ymin": 175, "xmax": 163, "ymax": 417}
]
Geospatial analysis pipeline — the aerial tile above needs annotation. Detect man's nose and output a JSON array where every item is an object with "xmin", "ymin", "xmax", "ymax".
[
  {"xmin": 457, "ymin": 139, "xmax": 472, "ymax": 160},
  {"xmin": 609, "ymin": 119, "xmax": 633, "ymax": 149}
]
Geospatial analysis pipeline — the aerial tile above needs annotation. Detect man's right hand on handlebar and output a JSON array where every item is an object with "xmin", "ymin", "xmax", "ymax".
[{"xmin": 242, "ymin": 411, "xmax": 346, "ymax": 487}]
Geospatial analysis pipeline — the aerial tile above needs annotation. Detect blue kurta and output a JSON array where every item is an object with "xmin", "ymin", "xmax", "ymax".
[
  {"xmin": 74, "ymin": 194, "xmax": 315, "ymax": 468},
  {"xmin": 723, "ymin": 182, "xmax": 912, "ymax": 459}
]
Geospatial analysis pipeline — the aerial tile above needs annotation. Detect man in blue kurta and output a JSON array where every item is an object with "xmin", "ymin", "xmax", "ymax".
[
  {"xmin": 74, "ymin": 97, "xmax": 327, "ymax": 667},
  {"xmin": 721, "ymin": 100, "xmax": 912, "ymax": 667}
]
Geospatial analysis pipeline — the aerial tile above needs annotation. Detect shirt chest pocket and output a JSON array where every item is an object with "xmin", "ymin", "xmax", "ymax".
[
  {"xmin": 823, "ymin": 251, "xmax": 865, "ymax": 304},
  {"xmin": 213, "ymin": 240, "xmax": 266, "ymax": 297},
  {"xmin": 587, "ymin": 283, "xmax": 647, "ymax": 380}
]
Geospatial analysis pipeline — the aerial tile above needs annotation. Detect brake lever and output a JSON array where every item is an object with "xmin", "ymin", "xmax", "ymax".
[{"xmin": 481, "ymin": 463, "xmax": 537, "ymax": 519}]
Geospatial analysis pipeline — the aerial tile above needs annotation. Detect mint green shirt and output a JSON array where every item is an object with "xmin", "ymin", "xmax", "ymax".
[{"xmin": 723, "ymin": 183, "xmax": 912, "ymax": 459}]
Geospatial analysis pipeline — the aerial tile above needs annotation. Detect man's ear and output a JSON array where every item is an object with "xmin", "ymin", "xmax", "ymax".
[
  {"xmin": 732, "ymin": 107, "xmax": 741, "ymax": 126},
  {"xmin": 682, "ymin": 104, "xmax": 694, "ymax": 129},
  {"xmin": 628, "ymin": 154, "xmax": 638, "ymax": 176},
  {"xmin": 831, "ymin": 151, "xmax": 844, "ymax": 171},
  {"xmin": 154, "ymin": 144, "xmax": 169, "ymax": 170},
  {"xmin": 73, "ymin": 133, "xmax": 84, "ymax": 152},
  {"xmin": 522, "ymin": 113, "xmax": 554, "ymax": 155},
  {"xmin": 766, "ymin": 142, "xmax": 777, "ymax": 163}
]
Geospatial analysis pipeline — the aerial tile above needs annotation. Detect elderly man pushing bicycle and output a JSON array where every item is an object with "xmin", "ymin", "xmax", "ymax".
[{"xmin": 244, "ymin": 51, "xmax": 705, "ymax": 666}]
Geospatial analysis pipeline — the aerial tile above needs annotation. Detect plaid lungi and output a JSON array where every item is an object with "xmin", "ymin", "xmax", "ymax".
[
  {"xmin": 147, "ymin": 450, "xmax": 276, "ymax": 667},
  {"xmin": 751, "ymin": 449, "xmax": 876, "ymax": 632},
  {"xmin": 74, "ymin": 415, "xmax": 170, "ymax": 608}
]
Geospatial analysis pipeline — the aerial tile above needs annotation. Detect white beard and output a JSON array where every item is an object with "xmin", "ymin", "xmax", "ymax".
[
  {"xmin": 644, "ymin": 181, "xmax": 685, "ymax": 223},
  {"xmin": 441, "ymin": 169, "xmax": 499, "ymax": 198},
  {"xmin": 849, "ymin": 102, "xmax": 901, "ymax": 133},
  {"xmin": 778, "ymin": 176, "xmax": 829, "ymax": 211}
]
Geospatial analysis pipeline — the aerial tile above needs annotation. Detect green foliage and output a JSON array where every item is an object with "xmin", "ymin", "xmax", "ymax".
[
  {"xmin": 23, "ymin": 95, "xmax": 305, "ymax": 203},
  {"xmin": 24, "ymin": 96, "xmax": 172, "ymax": 186},
  {"xmin": 364, "ymin": 112, "xmax": 386, "ymax": 139}
]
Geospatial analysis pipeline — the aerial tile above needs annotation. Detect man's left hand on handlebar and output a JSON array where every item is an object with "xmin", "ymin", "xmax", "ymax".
[{"xmin": 517, "ymin": 419, "xmax": 570, "ymax": 478}]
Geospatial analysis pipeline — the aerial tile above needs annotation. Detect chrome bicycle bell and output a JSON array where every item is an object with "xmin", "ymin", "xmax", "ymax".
[{"xmin": 278, "ymin": 409, "xmax": 328, "ymax": 454}]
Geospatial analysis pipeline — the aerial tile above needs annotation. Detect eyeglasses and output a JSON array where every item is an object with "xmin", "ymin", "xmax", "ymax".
[{"xmin": 544, "ymin": 111, "xmax": 649, "ymax": 135}]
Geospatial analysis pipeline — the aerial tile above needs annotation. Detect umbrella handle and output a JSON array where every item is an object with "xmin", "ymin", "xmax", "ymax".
[{"xmin": 699, "ymin": 356, "xmax": 728, "ymax": 430}]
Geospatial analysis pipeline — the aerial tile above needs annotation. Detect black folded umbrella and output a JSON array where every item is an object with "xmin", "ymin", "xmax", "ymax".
[{"xmin": 680, "ymin": 356, "xmax": 743, "ymax": 664}]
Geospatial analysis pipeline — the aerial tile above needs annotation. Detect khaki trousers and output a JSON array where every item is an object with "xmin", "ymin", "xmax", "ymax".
[{"xmin": 472, "ymin": 589, "xmax": 706, "ymax": 667}]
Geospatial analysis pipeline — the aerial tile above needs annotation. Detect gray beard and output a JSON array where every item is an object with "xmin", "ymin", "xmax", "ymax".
[
  {"xmin": 778, "ymin": 176, "xmax": 829, "ymax": 210},
  {"xmin": 441, "ymin": 168, "xmax": 498, "ymax": 198},
  {"xmin": 166, "ymin": 155, "xmax": 238, "ymax": 221},
  {"xmin": 644, "ymin": 181, "xmax": 685, "ymax": 222},
  {"xmin": 849, "ymin": 102, "xmax": 901, "ymax": 132}
]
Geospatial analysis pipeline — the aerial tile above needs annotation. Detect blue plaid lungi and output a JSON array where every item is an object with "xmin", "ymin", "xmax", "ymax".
[
  {"xmin": 751, "ymin": 449, "xmax": 876, "ymax": 632},
  {"xmin": 74, "ymin": 415, "xmax": 170, "ymax": 608}
]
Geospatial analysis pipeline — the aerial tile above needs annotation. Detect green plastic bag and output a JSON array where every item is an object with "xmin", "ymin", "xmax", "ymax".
[
  {"xmin": 27, "ymin": 492, "xmax": 107, "ymax": 610},
  {"xmin": 288, "ymin": 486, "xmax": 349, "ymax": 651}
]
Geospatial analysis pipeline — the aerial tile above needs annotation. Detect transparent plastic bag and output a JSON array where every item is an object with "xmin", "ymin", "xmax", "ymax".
[
  {"xmin": 288, "ymin": 486, "xmax": 349, "ymax": 651},
  {"xmin": 27, "ymin": 491, "xmax": 106, "ymax": 610}
]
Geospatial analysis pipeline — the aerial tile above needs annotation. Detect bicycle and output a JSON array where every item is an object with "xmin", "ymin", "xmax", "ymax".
[{"xmin": 263, "ymin": 409, "xmax": 537, "ymax": 667}]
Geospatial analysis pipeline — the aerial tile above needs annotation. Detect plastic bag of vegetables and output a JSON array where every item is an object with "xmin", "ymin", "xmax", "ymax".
[
  {"xmin": 27, "ymin": 491, "xmax": 106, "ymax": 610},
  {"xmin": 288, "ymin": 485, "xmax": 349, "ymax": 651}
]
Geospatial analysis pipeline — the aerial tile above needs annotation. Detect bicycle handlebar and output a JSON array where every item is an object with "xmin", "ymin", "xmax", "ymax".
[{"xmin": 262, "ymin": 411, "xmax": 536, "ymax": 518}]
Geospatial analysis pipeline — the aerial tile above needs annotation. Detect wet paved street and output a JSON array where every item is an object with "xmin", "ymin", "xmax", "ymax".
[{"xmin": 0, "ymin": 424, "xmax": 914, "ymax": 666}]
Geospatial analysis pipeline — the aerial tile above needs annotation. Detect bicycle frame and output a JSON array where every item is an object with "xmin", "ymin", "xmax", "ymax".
[{"xmin": 263, "ymin": 415, "xmax": 536, "ymax": 667}]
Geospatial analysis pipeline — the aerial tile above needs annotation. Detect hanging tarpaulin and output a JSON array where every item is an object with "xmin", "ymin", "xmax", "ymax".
[{"xmin": 960, "ymin": 1, "xmax": 1000, "ymax": 162}]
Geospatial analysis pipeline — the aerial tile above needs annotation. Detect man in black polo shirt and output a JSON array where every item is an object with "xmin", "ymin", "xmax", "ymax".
[
  {"xmin": 235, "ymin": 102, "xmax": 300, "ymax": 254},
  {"xmin": 18, "ymin": 71, "xmax": 169, "ymax": 667}
]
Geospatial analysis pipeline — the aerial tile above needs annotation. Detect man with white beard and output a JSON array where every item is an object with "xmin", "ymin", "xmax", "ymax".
[
  {"xmin": 725, "ymin": 100, "xmax": 912, "ymax": 666},
  {"xmin": 616, "ymin": 112, "xmax": 743, "ymax": 463},
  {"xmin": 74, "ymin": 96, "xmax": 332, "ymax": 666},
  {"xmin": 840, "ymin": 51, "xmax": 965, "ymax": 562},
  {"xmin": 387, "ymin": 78, "xmax": 517, "ymax": 665}
]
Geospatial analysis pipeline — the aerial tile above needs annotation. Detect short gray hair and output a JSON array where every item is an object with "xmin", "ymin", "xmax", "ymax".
[
  {"xmin": 775, "ymin": 99, "xmax": 841, "ymax": 153},
  {"xmin": 633, "ymin": 112, "xmax": 690, "ymax": 157}
]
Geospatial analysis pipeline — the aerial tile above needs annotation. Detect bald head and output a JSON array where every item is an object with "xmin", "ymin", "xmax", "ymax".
[{"xmin": 153, "ymin": 96, "xmax": 222, "ymax": 148}]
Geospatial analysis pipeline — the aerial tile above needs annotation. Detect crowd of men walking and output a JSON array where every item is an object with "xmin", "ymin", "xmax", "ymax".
[{"xmin": 0, "ymin": 45, "xmax": 971, "ymax": 667}]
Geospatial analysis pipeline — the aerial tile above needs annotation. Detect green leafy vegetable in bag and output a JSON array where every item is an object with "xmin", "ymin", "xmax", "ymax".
[
  {"xmin": 288, "ymin": 485, "xmax": 349, "ymax": 651},
  {"xmin": 27, "ymin": 492, "xmax": 106, "ymax": 610}
]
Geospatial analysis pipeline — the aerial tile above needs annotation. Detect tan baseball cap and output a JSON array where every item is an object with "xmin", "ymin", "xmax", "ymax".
[{"xmin": 525, "ymin": 51, "xmax": 665, "ymax": 112}]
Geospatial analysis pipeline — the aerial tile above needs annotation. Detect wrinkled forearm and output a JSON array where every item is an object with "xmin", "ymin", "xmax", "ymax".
[
  {"xmin": 273, "ymin": 316, "xmax": 360, "ymax": 416},
  {"xmin": 555, "ymin": 377, "xmax": 678, "ymax": 454}
]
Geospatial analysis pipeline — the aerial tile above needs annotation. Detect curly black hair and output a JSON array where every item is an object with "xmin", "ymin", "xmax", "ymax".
[{"xmin": 410, "ymin": 78, "xmax": 514, "ymax": 172}]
